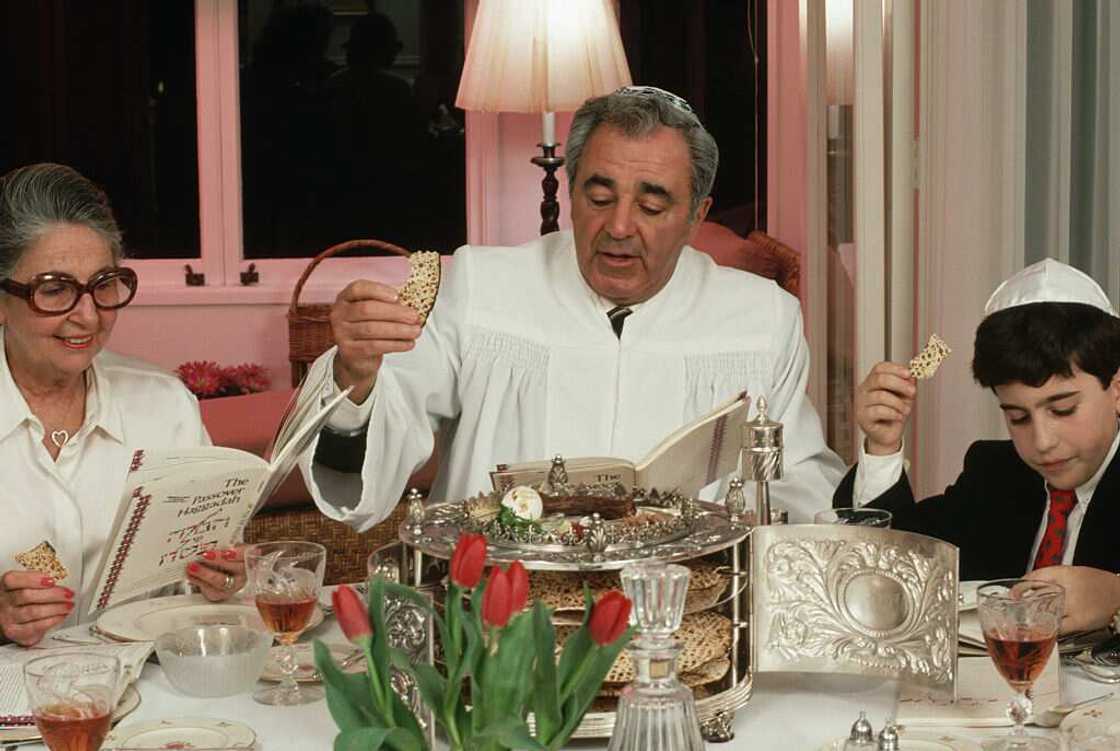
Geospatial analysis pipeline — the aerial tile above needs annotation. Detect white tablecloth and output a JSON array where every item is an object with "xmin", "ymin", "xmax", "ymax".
[{"xmin": 9, "ymin": 620, "xmax": 1114, "ymax": 750}]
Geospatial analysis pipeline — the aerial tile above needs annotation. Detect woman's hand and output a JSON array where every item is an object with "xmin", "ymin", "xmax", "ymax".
[
  {"xmin": 1025, "ymin": 565, "xmax": 1120, "ymax": 634},
  {"xmin": 187, "ymin": 548, "xmax": 247, "ymax": 603},
  {"xmin": 855, "ymin": 361, "xmax": 917, "ymax": 455},
  {"xmin": 0, "ymin": 571, "xmax": 74, "ymax": 647}
]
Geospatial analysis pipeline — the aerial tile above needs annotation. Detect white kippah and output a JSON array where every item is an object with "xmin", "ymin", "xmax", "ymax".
[{"xmin": 983, "ymin": 258, "xmax": 1116, "ymax": 317}]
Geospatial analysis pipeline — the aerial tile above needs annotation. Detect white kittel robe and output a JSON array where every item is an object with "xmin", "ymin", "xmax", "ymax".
[{"xmin": 299, "ymin": 231, "xmax": 845, "ymax": 530}]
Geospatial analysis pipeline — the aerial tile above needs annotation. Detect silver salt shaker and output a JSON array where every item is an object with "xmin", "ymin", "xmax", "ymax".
[
  {"xmin": 877, "ymin": 722, "xmax": 899, "ymax": 751},
  {"xmin": 741, "ymin": 396, "xmax": 783, "ymax": 526},
  {"xmin": 843, "ymin": 711, "xmax": 876, "ymax": 750}
]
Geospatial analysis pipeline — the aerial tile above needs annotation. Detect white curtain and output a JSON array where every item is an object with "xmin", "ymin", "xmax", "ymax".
[{"xmin": 915, "ymin": 0, "xmax": 1119, "ymax": 498}]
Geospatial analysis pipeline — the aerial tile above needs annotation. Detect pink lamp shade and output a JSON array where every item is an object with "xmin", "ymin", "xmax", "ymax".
[{"xmin": 455, "ymin": 0, "xmax": 632, "ymax": 114}]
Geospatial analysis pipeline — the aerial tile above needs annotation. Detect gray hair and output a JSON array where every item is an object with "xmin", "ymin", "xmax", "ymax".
[
  {"xmin": 0, "ymin": 163, "xmax": 123, "ymax": 279},
  {"xmin": 565, "ymin": 90, "xmax": 719, "ymax": 219}
]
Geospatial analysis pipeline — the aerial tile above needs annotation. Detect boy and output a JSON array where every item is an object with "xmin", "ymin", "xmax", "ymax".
[{"xmin": 834, "ymin": 259, "xmax": 1120, "ymax": 634}]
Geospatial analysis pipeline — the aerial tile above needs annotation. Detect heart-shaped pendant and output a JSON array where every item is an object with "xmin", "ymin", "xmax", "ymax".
[{"xmin": 50, "ymin": 430, "xmax": 70, "ymax": 448}]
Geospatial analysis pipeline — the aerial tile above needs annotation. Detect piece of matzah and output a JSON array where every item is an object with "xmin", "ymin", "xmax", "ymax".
[
  {"xmin": 14, "ymin": 541, "xmax": 68, "ymax": 581},
  {"xmin": 909, "ymin": 333, "xmax": 951, "ymax": 379},
  {"xmin": 398, "ymin": 251, "xmax": 441, "ymax": 325}
]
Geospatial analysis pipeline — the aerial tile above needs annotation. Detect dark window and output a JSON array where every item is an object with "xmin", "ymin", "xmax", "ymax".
[
  {"xmin": 0, "ymin": 1, "xmax": 200, "ymax": 260},
  {"xmin": 238, "ymin": 0, "xmax": 467, "ymax": 258},
  {"xmin": 618, "ymin": 0, "xmax": 767, "ymax": 236}
]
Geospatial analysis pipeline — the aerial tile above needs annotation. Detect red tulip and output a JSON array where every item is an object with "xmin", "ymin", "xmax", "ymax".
[
  {"xmin": 588, "ymin": 590, "xmax": 631, "ymax": 645},
  {"xmin": 449, "ymin": 533, "xmax": 487, "ymax": 589},
  {"xmin": 481, "ymin": 566, "xmax": 514, "ymax": 628},
  {"xmin": 333, "ymin": 585, "xmax": 372, "ymax": 646},
  {"xmin": 507, "ymin": 560, "xmax": 529, "ymax": 613}
]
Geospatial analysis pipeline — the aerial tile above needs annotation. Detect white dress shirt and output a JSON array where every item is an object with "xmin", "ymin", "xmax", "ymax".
[
  {"xmin": 305, "ymin": 230, "xmax": 846, "ymax": 531},
  {"xmin": 0, "ymin": 329, "xmax": 209, "ymax": 621},
  {"xmin": 851, "ymin": 430, "xmax": 1120, "ymax": 570}
]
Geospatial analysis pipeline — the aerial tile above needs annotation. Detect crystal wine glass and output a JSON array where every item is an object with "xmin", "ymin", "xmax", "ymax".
[
  {"xmin": 24, "ymin": 653, "xmax": 123, "ymax": 751},
  {"xmin": 245, "ymin": 541, "xmax": 326, "ymax": 705},
  {"xmin": 976, "ymin": 579, "xmax": 1064, "ymax": 751}
]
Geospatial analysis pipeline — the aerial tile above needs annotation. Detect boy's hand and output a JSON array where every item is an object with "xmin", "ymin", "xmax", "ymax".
[
  {"xmin": 330, "ymin": 280, "xmax": 423, "ymax": 404},
  {"xmin": 855, "ymin": 362, "xmax": 917, "ymax": 455},
  {"xmin": 1025, "ymin": 565, "xmax": 1120, "ymax": 634}
]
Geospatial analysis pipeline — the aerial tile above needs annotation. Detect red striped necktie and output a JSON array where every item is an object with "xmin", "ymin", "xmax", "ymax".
[{"xmin": 1032, "ymin": 487, "xmax": 1078, "ymax": 570}]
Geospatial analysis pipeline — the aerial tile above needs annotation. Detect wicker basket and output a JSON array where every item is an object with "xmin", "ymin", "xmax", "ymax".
[{"xmin": 287, "ymin": 238, "xmax": 411, "ymax": 386}]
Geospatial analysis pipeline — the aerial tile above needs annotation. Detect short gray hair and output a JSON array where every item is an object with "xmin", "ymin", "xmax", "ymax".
[
  {"xmin": 0, "ymin": 163, "xmax": 123, "ymax": 279},
  {"xmin": 565, "ymin": 89, "xmax": 719, "ymax": 218}
]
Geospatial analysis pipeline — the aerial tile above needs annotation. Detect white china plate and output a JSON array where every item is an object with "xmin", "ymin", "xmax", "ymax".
[
  {"xmin": 260, "ymin": 642, "xmax": 363, "ymax": 683},
  {"xmin": 1061, "ymin": 697, "xmax": 1120, "ymax": 738},
  {"xmin": 103, "ymin": 717, "xmax": 256, "ymax": 750},
  {"xmin": 821, "ymin": 731, "xmax": 982, "ymax": 750},
  {"xmin": 0, "ymin": 684, "xmax": 141, "ymax": 744},
  {"xmin": 94, "ymin": 593, "xmax": 323, "ymax": 643}
]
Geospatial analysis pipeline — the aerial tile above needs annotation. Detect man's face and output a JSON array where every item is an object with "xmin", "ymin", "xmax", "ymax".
[
  {"xmin": 995, "ymin": 366, "xmax": 1120, "ymax": 490},
  {"xmin": 570, "ymin": 124, "xmax": 712, "ymax": 305}
]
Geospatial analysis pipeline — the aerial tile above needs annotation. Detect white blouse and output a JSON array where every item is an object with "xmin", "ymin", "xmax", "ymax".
[
  {"xmin": 302, "ymin": 231, "xmax": 845, "ymax": 531},
  {"xmin": 0, "ymin": 329, "xmax": 209, "ymax": 621}
]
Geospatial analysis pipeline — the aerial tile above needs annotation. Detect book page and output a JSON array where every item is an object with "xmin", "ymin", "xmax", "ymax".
[
  {"xmin": 87, "ymin": 449, "xmax": 270, "ymax": 616},
  {"xmin": 897, "ymin": 653, "xmax": 1060, "ymax": 727},
  {"xmin": 636, "ymin": 392, "xmax": 750, "ymax": 495},
  {"xmin": 256, "ymin": 386, "xmax": 353, "ymax": 512},
  {"xmin": 489, "ymin": 457, "xmax": 636, "ymax": 492}
]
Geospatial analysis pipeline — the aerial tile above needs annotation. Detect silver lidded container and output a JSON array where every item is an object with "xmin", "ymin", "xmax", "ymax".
[{"xmin": 741, "ymin": 396, "xmax": 783, "ymax": 526}]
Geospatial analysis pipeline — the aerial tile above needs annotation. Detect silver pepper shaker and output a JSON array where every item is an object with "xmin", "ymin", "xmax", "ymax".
[
  {"xmin": 741, "ymin": 396, "xmax": 783, "ymax": 526},
  {"xmin": 406, "ymin": 487, "xmax": 426, "ymax": 536},
  {"xmin": 724, "ymin": 477, "xmax": 747, "ymax": 520},
  {"xmin": 842, "ymin": 711, "xmax": 876, "ymax": 750},
  {"xmin": 877, "ymin": 722, "xmax": 899, "ymax": 751}
]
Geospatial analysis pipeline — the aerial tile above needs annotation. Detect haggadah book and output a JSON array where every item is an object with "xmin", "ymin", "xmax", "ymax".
[
  {"xmin": 87, "ymin": 385, "xmax": 352, "ymax": 616},
  {"xmin": 489, "ymin": 392, "xmax": 751, "ymax": 497}
]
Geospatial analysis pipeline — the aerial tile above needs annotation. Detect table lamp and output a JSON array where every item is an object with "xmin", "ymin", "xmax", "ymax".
[{"xmin": 455, "ymin": 0, "xmax": 632, "ymax": 235}]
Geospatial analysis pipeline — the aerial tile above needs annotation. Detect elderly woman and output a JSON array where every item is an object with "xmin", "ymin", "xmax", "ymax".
[{"xmin": 0, "ymin": 163, "xmax": 244, "ymax": 646}]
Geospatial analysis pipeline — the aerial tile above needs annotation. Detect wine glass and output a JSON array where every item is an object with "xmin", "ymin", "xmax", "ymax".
[
  {"xmin": 24, "ymin": 653, "xmax": 122, "ymax": 751},
  {"xmin": 245, "ymin": 541, "xmax": 326, "ymax": 705},
  {"xmin": 976, "ymin": 579, "xmax": 1065, "ymax": 751},
  {"xmin": 814, "ymin": 507, "xmax": 893, "ymax": 527}
]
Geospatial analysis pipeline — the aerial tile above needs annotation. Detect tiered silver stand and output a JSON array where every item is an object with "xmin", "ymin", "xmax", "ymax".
[{"xmin": 389, "ymin": 491, "xmax": 757, "ymax": 742}]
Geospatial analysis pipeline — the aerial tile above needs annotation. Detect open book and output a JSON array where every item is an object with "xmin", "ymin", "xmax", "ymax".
[
  {"xmin": 87, "ymin": 385, "xmax": 351, "ymax": 616},
  {"xmin": 489, "ymin": 392, "xmax": 750, "ymax": 497}
]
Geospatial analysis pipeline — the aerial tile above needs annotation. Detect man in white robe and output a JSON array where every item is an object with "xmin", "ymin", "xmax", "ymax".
[{"xmin": 300, "ymin": 86, "xmax": 845, "ymax": 531}]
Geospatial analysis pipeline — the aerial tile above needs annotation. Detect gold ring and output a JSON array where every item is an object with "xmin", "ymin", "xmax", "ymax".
[{"xmin": 223, "ymin": 573, "xmax": 235, "ymax": 591}]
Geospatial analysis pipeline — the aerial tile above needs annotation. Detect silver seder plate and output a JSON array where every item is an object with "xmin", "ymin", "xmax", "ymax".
[{"xmin": 399, "ymin": 487, "xmax": 750, "ymax": 572}]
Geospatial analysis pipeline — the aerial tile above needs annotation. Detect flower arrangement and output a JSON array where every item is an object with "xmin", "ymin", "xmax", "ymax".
[
  {"xmin": 175, "ymin": 361, "xmax": 271, "ymax": 399},
  {"xmin": 316, "ymin": 533, "xmax": 633, "ymax": 751}
]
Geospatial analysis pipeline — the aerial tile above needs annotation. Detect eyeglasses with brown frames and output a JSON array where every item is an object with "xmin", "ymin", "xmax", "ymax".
[{"xmin": 0, "ymin": 267, "xmax": 138, "ymax": 315}]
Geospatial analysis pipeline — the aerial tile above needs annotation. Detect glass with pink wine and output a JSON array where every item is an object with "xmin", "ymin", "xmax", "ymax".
[
  {"xmin": 245, "ymin": 540, "xmax": 326, "ymax": 705},
  {"xmin": 23, "ymin": 653, "xmax": 122, "ymax": 751},
  {"xmin": 976, "ymin": 579, "xmax": 1065, "ymax": 751}
]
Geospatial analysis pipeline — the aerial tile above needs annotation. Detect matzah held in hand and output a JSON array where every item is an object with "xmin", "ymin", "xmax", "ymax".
[
  {"xmin": 397, "ymin": 251, "xmax": 441, "ymax": 325},
  {"xmin": 14, "ymin": 541, "xmax": 68, "ymax": 581},
  {"xmin": 909, "ymin": 334, "xmax": 951, "ymax": 379}
]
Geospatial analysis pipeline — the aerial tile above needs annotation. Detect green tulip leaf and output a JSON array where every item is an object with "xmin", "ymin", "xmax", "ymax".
[
  {"xmin": 530, "ymin": 602, "xmax": 561, "ymax": 746},
  {"xmin": 474, "ymin": 717, "xmax": 548, "ymax": 751},
  {"xmin": 316, "ymin": 640, "xmax": 377, "ymax": 730}
]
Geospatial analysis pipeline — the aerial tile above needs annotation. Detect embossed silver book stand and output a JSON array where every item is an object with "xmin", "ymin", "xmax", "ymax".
[{"xmin": 751, "ymin": 525, "xmax": 959, "ymax": 697}]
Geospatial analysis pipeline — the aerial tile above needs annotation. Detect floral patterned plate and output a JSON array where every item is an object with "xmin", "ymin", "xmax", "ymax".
[
  {"xmin": 1061, "ymin": 697, "xmax": 1120, "ymax": 739},
  {"xmin": 102, "ymin": 717, "xmax": 256, "ymax": 749}
]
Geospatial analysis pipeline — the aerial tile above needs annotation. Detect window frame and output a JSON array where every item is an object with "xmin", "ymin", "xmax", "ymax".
[{"xmin": 129, "ymin": 0, "xmax": 429, "ymax": 308}]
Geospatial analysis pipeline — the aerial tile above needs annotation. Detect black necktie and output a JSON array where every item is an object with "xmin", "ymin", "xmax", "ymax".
[{"xmin": 607, "ymin": 306, "xmax": 632, "ymax": 338}]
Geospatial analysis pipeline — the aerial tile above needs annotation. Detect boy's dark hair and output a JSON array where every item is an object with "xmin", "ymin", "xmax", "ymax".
[{"xmin": 972, "ymin": 302, "xmax": 1120, "ymax": 389}]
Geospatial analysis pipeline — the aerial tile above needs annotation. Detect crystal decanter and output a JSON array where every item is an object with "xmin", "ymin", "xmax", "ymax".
[{"xmin": 607, "ymin": 563, "xmax": 704, "ymax": 751}]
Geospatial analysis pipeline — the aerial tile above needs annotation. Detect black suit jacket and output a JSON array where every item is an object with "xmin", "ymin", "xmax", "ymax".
[{"xmin": 833, "ymin": 440, "xmax": 1120, "ymax": 580}]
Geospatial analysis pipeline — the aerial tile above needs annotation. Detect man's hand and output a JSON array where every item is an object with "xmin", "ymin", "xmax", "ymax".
[
  {"xmin": 330, "ymin": 280, "xmax": 423, "ymax": 404},
  {"xmin": 0, "ymin": 571, "xmax": 74, "ymax": 647},
  {"xmin": 855, "ymin": 362, "xmax": 917, "ymax": 455},
  {"xmin": 1026, "ymin": 565, "xmax": 1120, "ymax": 634}
]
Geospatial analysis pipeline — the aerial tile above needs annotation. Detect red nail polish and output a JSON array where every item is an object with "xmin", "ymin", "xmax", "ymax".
[
  {"xmin": 222, "ymin": 549, "xmax": 237, "ymax": 560},
  {"xmin": 40, "ymin": 577, "xmax": 55, "ymax": 587},
  {"xmin": 187, "ymin": 562, "xmax": 201, "ymax": 574},
  {"xmin": 202, "ymin": 550, "xmax": 217, "ymax": 561},
  {"xmin": 62, "ymin": 588, "xmax": 74, "ymax": 599}
]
